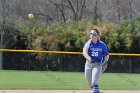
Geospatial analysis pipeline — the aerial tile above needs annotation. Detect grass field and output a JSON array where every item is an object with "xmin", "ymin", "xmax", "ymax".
[{"xmin": 0, "ymin": 70, "xmax": 140, "ymax": 90}]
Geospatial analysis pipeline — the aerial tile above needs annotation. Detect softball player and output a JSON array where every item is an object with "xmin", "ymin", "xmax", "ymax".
[{"xmin": 83, "ymin": 29, "xmax": 109, "ymax": 93}]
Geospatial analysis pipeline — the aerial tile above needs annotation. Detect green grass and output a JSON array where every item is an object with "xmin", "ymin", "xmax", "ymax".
[{"xmin": 0, "ymin": 70, "xmax": 140, "ymax": 90}]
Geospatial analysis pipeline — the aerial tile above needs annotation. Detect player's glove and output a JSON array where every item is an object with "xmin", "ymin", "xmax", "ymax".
[{"xmin": 100, "ymin": 61, "xmax": 108, "ymax": 72}]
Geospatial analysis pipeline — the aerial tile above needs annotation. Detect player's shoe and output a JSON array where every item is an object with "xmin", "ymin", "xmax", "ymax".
[
  {"xmin": 100, "ymin": 91, "xmax": 103, "ymax": 93},
  {"xmin": 92, "ymin": 91, "xmax": 100, "ymax": 93},
  {"xmin": 92, "ymin": 84, "xmax": 100, "ymax": 93}
]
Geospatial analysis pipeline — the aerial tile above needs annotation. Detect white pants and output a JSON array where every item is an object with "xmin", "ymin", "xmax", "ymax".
[{"xmin": 85, "ymin": 61, "xmax": 102, "ymax": 88}]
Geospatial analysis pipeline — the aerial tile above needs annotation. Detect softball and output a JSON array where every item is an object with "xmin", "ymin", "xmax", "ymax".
[{"xmin": 28, "ymin": 13, "xmax": 34, "ymax": 19}]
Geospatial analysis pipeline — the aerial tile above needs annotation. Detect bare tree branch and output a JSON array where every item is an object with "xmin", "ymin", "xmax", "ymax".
[
  {"xmin": 34, "ymin": 13, "xmax": 53, "ymax": 21},
  {"xmin": 79, "ymin": 0, "xmax": 86, "ymax": 20},
  {"xmin": 66, "ymin": 0, "xmax": 77, "ymax": 20}
]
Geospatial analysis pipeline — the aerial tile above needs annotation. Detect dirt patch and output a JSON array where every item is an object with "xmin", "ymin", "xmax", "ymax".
[{"xmin": 0, "ymin": 90, "xmax": 140, "ymax": 93}]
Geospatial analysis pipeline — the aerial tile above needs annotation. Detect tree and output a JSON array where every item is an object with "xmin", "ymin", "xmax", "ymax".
[
  {"xmin": 0, "ymin": 0, "xmax": 21, "ymax": 69},
  {"xmin": 48, "ymin": 0, "xmax": 87, "ymax": 22}
]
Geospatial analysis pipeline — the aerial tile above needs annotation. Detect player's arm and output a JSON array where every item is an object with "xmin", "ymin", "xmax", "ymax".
[
  {"xmin": 102, "ymin": 43, "xmax": 109, "ymax": 62},
  {"xmin": 83, "ymin": 47, "xmax": 92, "ymax": 63},
  {"xmin": 104, "ymin": 55, "xmax": 109, "ymax": 62},
  {"xmin": 83, "ymin": 40, "xmax": 92, "ymax": 63}
]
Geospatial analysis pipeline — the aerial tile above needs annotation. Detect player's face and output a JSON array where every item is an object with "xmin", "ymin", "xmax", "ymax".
[
  {"xmin": 90, "ymin": 30, "xmax": 99, "ymax": 42},
  {"xmin": 91, "ymin": 34, "xmax": 98, "ymax": 40}
]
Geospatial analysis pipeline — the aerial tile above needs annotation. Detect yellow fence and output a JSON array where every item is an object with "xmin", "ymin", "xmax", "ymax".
[{"xmin": 0, "ymin": 49, "xmax": 140, "ymax": 56}]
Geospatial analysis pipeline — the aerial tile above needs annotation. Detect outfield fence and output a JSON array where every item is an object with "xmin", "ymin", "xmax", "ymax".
[{"xmin": 0, "ymin": 49, "xmax": 140, "ymax": 73}]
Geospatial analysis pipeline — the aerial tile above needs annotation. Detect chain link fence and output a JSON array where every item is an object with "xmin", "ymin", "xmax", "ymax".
[{"xmin": 2, "ymin": 50, "xmax": 140, "ymax": 73}]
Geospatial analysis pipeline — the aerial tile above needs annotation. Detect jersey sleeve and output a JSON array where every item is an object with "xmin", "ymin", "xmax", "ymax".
[
  {"xmin": 102, "ymin": 43, "xmax": 109, "ymax": 56},
  {"xmin": 83, "ymin": 39, "xmax": 91, "ymax": 49}
]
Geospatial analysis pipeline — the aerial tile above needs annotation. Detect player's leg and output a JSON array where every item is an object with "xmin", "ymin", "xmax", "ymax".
[
  {"xmin": 85, "ymin": 62, "xmax": 94, "ymax": 88},
  {"xmin": 92, "ymin": 63, "xmax": 102, "ymax": 93}
]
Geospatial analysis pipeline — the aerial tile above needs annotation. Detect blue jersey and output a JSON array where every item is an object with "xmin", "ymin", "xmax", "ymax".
[{"xmin": 84, "ymin": 39, "xmax": 109, "ymax": 63}]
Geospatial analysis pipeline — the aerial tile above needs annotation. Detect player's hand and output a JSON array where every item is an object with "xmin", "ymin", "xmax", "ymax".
[
  {"xmin": 100, "ymin": 61, "xmax": 108, "ymax": 72},
  {"xmin": 87, "ymin": 57, "xmax": 92, "ymax": 63}
]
